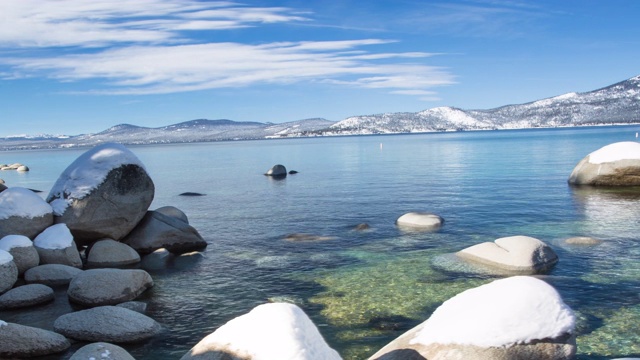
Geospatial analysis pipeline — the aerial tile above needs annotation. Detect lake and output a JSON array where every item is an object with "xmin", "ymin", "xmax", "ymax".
[{"xmin": 2, "ymin": 126, "xmax": 640, "ymax": 359}]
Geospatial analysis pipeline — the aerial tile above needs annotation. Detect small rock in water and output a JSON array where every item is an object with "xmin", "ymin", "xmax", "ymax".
[
  {"xmin": 179, "ymin": 192, "xmax": 206, "ymax": 196},
  {"xmin": 265, "ymin": 164, "xmax": 287, "ymax": 178},
  {"xmin": 565, "ymin": 236, "xmax": 602, "ymax": 245},
  {"xmin": 288, "ymin": 170, "xmax": 298, "ymax": 174},
  {"xmin": 353, "ymin": 223, "xmax": 370, "ymax": 231}
]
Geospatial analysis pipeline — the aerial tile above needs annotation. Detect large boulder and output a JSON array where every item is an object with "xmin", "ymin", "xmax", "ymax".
[
  {"xmin": 67, "ymin": 268, "xmax": 153, "ymax": 307},
  {"xmin": 0, "ymin": 234, "xmax": 40, "ymax": 275},
  {"xmin": 46, "ymin": 143, "xmax": 155, "ymax": 245},
  {"xmin": 568, "ymin": 142, "xmax": 640, "ymax": 186},
  {"xmin": 123, "ymin": 210, "xmax": 207, "ymax": 255},
  {"xmin": 265, "ymin": 164, "xmax": 287, "ymax": 178},
  {"xmin": 181, "ymin": 302, "xmax": 341, "ymax": 360},
  {"xmin": 0, "ymin": 283, "xmax": 55, "ymax": 310},
  {"xmin": 456, "ymin": 235, "xmax": 558, "ymax": 274},
  {"xmin": 70, "ymin": 342, "xmax": 136, "ymax": 360},
  {"xmin": 86, "ymin": 239, "xmax": 141, "ymax": 268},
  {"xmin": 54, "ymin": 306, "xmax": 161, "ymax": 343},
  {"xmin": 0, "ymin": 250, "xmax": 18, "ymax": 294},
  {"xmin": 0, "ymin": 187, "xmax": 53, "ymax": 239},
  {"xmin": 369, "ymin": 276, "xmax": 576, "ymax": 360},
  {"xmin": 33, "ymin": 223, "xmax": 82, "ymax": 268},
  {"xmin": 24, "ymin": 264, "xmax": 83, "ymax": 287},
  {"xmin": 396, "ymin": 212, "xmax": 443, "ymax": 231},
  {"xmin": 0, "ymin": 321, "xmax": 70, "ymax": 358}
]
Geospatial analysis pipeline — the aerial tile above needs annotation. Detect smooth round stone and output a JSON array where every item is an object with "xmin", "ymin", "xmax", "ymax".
[
  {"xmin": 155, "ymin": 206, "xmax": 189, "ymax": 224},
  {"xmin": 0, "ymin": 322, "xmax": 70, "ymax": 358},
  {"xmin": 265, "ymin": 164, "xmax": 287, "ymax": 177},
  {"xmin": 24, "ymin": 264, "xmax": 83, "ymax": 287},
  {"xmin": 69, "ymin": 342, "xmax": 135, "ymax": 360},
  {"xmin": 0, "ymin": 250, "xmax": 18, "ymax": 294},
  {"xmin": 67, "ymin": 268, "xmax": 153, "ymax": 307},
  {"xmin": 86, "ymin": 239, "xmax": 141, "ymax": 268},
  {"xmin": 0, "ymin": 283, "xmax": 54, "ymax": 309},
  {"xmin": 396, "ymin": 212, "xmax": 444, "ymax": 230}
]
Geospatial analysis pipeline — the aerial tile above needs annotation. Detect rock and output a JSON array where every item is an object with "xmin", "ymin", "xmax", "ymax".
[
  {"xmin": 265, "ymin": 164, "xmax": 287, "ymax": 178},
  {"xmin": 123, "ymin": 210, "xmax": 207, "ymax": 255},
  {"xmin": 156, "ymin": 205, "xmax": 189, "ymax": 223},
  {"xmin": 0, "ymin": 178, "xmax": 5, "ymax": 184},
  {"xmin": 0, "ymin": 234, "xmax": 40, "ymax": 275},
  {"xmin": 0, "ymin": 187, "xmax": 53, "ymax": 239},
  {"xmin": 117, "ymin": 301, "xmax": 148, "ymax": 314},
  {"xmin": 33, "ymin": 223, "xmax": 83, "ymax": 268},
  {"xmin": 0, "ymin": 321, "xmax": 70, "ymax": 358},
  {"xmin": 24, "ymin": 264, "xmax": 83, "ymax": 287},
  {"xmin": 67, "ymin": 268, "xmax": 153, "ymax": 307},
  {"xmin": 354, "ymin": 223, "xmax": 370, "ymax": 231},
  {"xmin": 288, "ymin": 170, "xmax": 298, "ymax": 174},
  {"xmin": 70, "ymin": 342, "xmax": 136, "ymax": 360},
  {"xmin": 369, "ymin": 276, "xmax": 576, "ymax": 360},
  {"xmin": 46, "ymin": 143, "xmax": 155, "ymax": 245},
  {"xmin": 568, "ymin": 141, "xmax": 640, "ymax": 186},
  {"xmin": 0, "ymin": 183, "xmax": 6, "ymax": 192},
  {"xmin": 396, "ymin": 212, "xmax": 443, "ymax": 231},
  {"xmin": 86, "ymin": 239, "xmax": 141, "ymax": 268},
  {"xmin": 180, "ymin": 192, "xmax": 206, "ymax": 196},
  {"xmin": 0, "ymin": 283, "xmax": 55, "ymax": 309},
  {"xmin": 457, "ymin": 235, "xmax": 558, "ymax": 274},
  {"xmin": 54, "ymin": 306, "xmax": 161, "ymax": 343},
  {"xmin": 0, "ymin": 250, "xmax": 18, "ymax": 294},
  {"xmin": 180, "ymin": 303, "xmax": 341, "ymax": 360},
  {"xmin": 17, "ymin": 165, "xmax": 29, "ymax": 172},
  {"xmin": 565, "ymin": 236, "xmax": 603, "ymax": 245},
  {"xmin": 284, "ymin": 233, "xmax": 335, "ymax": 242}
]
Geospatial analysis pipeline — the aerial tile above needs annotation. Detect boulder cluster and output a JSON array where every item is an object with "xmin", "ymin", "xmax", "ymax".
[{"xmin": 0, "ymin": 142, "xmax": 207, "ymax": 358}]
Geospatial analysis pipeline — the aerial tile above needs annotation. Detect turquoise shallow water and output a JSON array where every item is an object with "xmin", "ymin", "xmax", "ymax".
[{"xmin": 2, "ymin": 126, "xmax": 640, "ymax": 359}]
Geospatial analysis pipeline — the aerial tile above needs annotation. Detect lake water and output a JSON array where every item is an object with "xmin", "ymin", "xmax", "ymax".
[{"xmin": 2, "ymin": 126, "xmax": 640, "ymax": 359}]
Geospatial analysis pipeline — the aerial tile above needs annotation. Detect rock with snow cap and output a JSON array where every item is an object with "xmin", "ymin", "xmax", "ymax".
[
  {"xmin": 396, "ymin": 212, "xmax": 444, "ymax": 231},
  {"xmin": 67, "ymin": 268, "xmax": 153, "ymax": 307},
  {"xmin": 0, "ymin": 283, "xmax": 54, "ymax": 309},
  {"xmin": 0, "ymin": 187, "xmax": 53, "ymax": 239},
  {"xmin": 69, "ymin": 342, "xmax": 136, "ymax": 360},
  {"xmin": 123, "ymin": 210, "xmax": 207, "ymax": 255},
  {"xmin": 46, "ymin": 143, "xmax": 155, "ymax": 245},
  {"xmin": 180, "ymin": 302, "xmax": 341, "ymax": 360},
  {"xmin": 24, "ymin": 264, "xmax": 83, "ymax": 287},
  {"xmin": 0, "ymin": 321, "xmax": 70, "ymax": 358},
  {"xmin": 0, "ymin": 250, "xmax": 18, "ymax": 294},
  {"xmin": 0, "ymin": 234, "xmax": 40, "ymax": 275},
  {"xmin": 86, "ymin": 238, "xmax": 141, "ymax": 268},
  {"xmin": 569, "ymin": 141, "xmax": 640, "ymax": 186},
  {"xmin": 369, "ymin": 276, "xmax": 576, "ymax": 360},
  {"xmin": 33, "ymin": 223, "xmax": 82, "ymax": 268},
  {"xmin": 54, "ymin": 306, "xmax": 161, "ymax": 343}
]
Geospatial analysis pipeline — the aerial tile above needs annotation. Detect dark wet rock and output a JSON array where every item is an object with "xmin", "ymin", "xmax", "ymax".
[
  {"xmin": 180, "ymin": 192, "xmax": 206, "ymax": 196},
  {"xmin": 288, "ymin": 170, "xmax": 298, "ymax": 174},
  {"xmin": 24, "ymin": 264, "xmax": 83, "ymax": 287},
  {"xmin": 123, "ymin": 210, "xmax": 207, "ymax": 255},
  {"xmin": 69, "ymin": 342, "xmax": 136, "ymax": 360},
  {"xmin": 354, "ymin": 223, "xmax": 370, "ymax": 231},
  {"xmin": 0, "ymin": 321, "xmax": 70, "ymax": 358},
  {"xmin": 86, "ymin": 239, "xmax": 141, "ymax": 268},
  {"xmin": 155, "ymin": 205, "xmax": 189, "ymax": 223},
  {"xmin": 67, "ymin": 268, "xmax": 153, "ymax": 307},
  {"xmin": 0, "ymin": 283, "xmax": 55, "ymax": 310},
  {"xmin": 54, "ymin": 306, "xmax": 161, "ymax": 343},
  {"xmin": 265, "ymin": 164, "xmax": 287, "ymax": 177}
]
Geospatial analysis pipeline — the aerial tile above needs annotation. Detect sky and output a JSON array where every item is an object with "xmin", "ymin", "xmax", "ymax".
[{"xmin": 1, "ymin": 0, "xmax": 639, "ymax": 137}]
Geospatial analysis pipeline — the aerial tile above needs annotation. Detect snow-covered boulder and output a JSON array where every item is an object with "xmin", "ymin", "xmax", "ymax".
[
  {"xmin": 46, "ymin": 143, "xmax": 155, "ymax": 245},
  {"xmin": 86, "ymin": 239, "xmax": 141, "ymax": 268},
  {"xmin": 24, "ymin": 264, "xmax": 83, "ymax": 287},
  {"xmin": 396, "ymin": 212, "xmax": 444, "ymax": 231},
  {"xmin": 156, "ymin": 205, "xmax": 189, "ymax": 223},
  {"xmin": 181, "ymin": 302, "xmax": 341, "ymax": 360},
  {"xmin": 123, "ymin": 210, "xmax": 207, "ymax": 255},
  {"xmin": 0, "ymin": 234, "xmax": 40, "ymax": 275},
  {"xmin": 54, "ymin": 306, "xmax": 161, "ymax": 343},
  {"xmin": 369, "ymin": 276, "xmax": 576, "ymax": 360},
  {"xmin": 67, "ymin": 268, "xmax": 153, "ymax": 307},
  {"xmin": 456, "ymin": 235, "xmax": 558, "ymax": 274},
  {"xmin": 33, "ymin": 223, "xmax": 82, "ymax": 268},
  {"xmin": 0, "ymin": 187, "xmax": 53, "ymax": 239},
  {"xmin": 0, "ymin": 250, "xmax": 18, "ymax": 294},
  {"xmin": 568, "ymin": 142, "xmax": 640, "ymax": 186},
  {"xmin": 0, "ymin": 283, "xmax": 54, "ymax": 310},
  {"xmin": 265, "ymin": 164, "xmax": 287, "ymax": 177},
  {"xmin": 70, "ymin": 342, "xmax": 136, "ymax": 360},
  {"xmin": 0, "ymin": 321, "xmax": 70, "ymax": 358}
]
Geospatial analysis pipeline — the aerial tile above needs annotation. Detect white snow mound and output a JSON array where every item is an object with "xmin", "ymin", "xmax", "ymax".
[
  {"xmin": 588, "ymin": 142, "xmax": 640, "ymax": 164},
  {"xmin": 0, "ymin": 235, "xmax": 33, "ymax": 251},
  {"xmin": 188, "ymin": 302, "xmax": 341, "ymax": 360},
  {"xmin": 47, "ymin": 143, "xmax": 145, "ymax": 205},
  {"xmin": 33, "ymin": 223, "xmax": 74, "ymax": 250},
  {"xmin": 0, "ymin": 249, "xmax": 14, "ymax": 265},
  {"xmin": 0, "ymin": 320, "xmax": 7, "ymax": 327},
  {"xmin": 0, "ymin": 187, "xmax": 53, "ymax": 220},
  {"xmin": 410, "ymin": 276, "xmax": 575, "ymax": 347}
]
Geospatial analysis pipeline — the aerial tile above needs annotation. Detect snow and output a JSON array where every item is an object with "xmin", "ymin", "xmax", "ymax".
[
  {"xmin": 0, "ymin": 249, "xmax": 13, "ymax": 265},
  {"xmin": 588, "ymin": 142, "xmax": 640, "ymax": 164},
  {"xmin": 410, "ymin": 276, "xmax": 575, "ymax": 347},
  {"xmin": 0, "ymin": 320, "xmax": 7, "ymax": 327},
  {"xmin": 0, "ymin": 235, "xmax": 33, "ymax": 251},
  {"xmin": 33, "ymin": 223, "xmax": 74, "ymax": 250},
  {"xmin": 188, "ymin": 303, "xmax": 341, "ymax": 360},
  {"xmin": 46, "ymin": 143, "xmax": 145, "ymax": 213},
  {"xmin": 0, "ymin": 187, "xmax": 53, "ymax": 220}
]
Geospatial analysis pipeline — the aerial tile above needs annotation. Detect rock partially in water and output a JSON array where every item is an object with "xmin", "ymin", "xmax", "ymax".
[
  {"xmin": 67, "ymin": 268, "xmax": 154, "ymax": 307},
  {"xmin": 396, "ymin": 212, "xmax": 443, "ymax": 231},
  {"xmin": 179, "ymin": 192, "xmax": 206, "ymax": 196},
  {"xmin": 0, "ymin": 283, "xmax": 54, "ymax": 310},
  {"xmin": 265, "ymin": 164, "xmax": 287, "ymax": 178},
  {"xmin": 0, "ymin": 321, "xmax": 70, "ymax": 358},
  {"xmin": 568, "ymin": 142, "xmax": 640, "ymax": 186}
]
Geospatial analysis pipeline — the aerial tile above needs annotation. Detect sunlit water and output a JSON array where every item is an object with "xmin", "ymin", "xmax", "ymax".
[{"xmin": 2, "ymin": 126, "xmax": 640, "ymax": 359}]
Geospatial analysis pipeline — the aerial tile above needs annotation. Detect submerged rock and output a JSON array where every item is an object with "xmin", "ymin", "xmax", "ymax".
[
  {"xmin": 568, "ymin": 142, "xmax": 640, "ymax": 186},
  {"xmin": 284, "ymin": 233, "xmax": 335, "ymax": 242},
  {"xmin": 565, "ymin": 236, "xmax": 603, "ymax": 245}
]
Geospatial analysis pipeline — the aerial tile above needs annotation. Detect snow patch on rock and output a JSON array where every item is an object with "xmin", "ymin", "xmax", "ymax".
[
  {"xmin": 0, "ymin": 187, "xmax": 52, "ymax": 220},
  {"xmin": 587, "ymin": 142, "xmax": 640, "ymax": 164},
  {"xmin": 0, "ymin": 249, "xmax": 13, "ymax": 265},
  {"xmin": 0, "ymin": 235, "xmax": 33, "ymax": 250},
  {"xmin": 33, "ymin": 224, "xmax": 74, "ymax": 250}
]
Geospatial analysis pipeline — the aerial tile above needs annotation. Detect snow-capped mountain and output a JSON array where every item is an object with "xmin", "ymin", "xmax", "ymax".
[{"xmin": 1, "ymin": 75, "xmax": 639, "ymax": 150}]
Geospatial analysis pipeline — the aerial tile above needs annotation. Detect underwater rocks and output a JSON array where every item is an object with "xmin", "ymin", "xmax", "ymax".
[{"xmin": 569, "ymin": 141, "xmax": 640, "ymax": 186}]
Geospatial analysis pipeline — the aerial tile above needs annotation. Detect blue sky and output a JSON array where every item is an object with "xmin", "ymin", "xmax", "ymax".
[{"xmin": 1, "ymin": 0, "xmax": 639, "ymax": 136}]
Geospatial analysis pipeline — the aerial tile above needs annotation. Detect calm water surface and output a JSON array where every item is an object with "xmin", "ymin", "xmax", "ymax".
[{"xmin": 2, "ymin": 126, "xmax": 640, "ymax": 359}]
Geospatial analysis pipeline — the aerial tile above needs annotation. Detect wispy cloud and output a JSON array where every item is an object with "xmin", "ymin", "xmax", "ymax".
[{"xmin": 0, "ymin": 0, "xmax": 454, "ymax": 98}]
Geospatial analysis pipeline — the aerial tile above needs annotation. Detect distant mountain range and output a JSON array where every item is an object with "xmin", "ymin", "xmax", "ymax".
[{"xmin": 2, "ymin": 75, "xmax": 639, "ymax": 150}]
